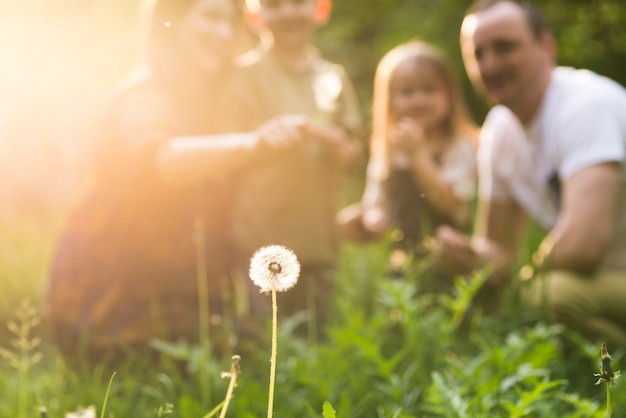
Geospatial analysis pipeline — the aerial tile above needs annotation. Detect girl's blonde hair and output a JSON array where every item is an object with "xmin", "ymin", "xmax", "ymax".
[{"xmin": 370, "ymin": 41, "xmax": 477, "ymax": 179}]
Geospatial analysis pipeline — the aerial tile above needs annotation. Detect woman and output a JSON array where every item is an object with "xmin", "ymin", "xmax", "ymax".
[{"xmin": 47, "ymin": 0, "xmax": 246, "ymax": 363}]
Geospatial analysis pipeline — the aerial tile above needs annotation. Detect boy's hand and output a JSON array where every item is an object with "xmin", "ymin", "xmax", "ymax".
[
  {"xmin": 433, "ymin": 225, "xmax": 479, "ymax": 276},
  {"xmin": 256, "ymin": 114, "xmax": 308, "ymax": 149},
  {"xmin": 311, "ymin": 124, "xmax": 361, "ymax": 168}
]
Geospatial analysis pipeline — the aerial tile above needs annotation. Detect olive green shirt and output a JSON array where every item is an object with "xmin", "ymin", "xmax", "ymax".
[{"xmin": 229, "ymin": 47, "xmax": 363, "ymax": 266}]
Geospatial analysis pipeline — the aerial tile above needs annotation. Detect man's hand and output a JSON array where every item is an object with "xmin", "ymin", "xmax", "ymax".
[
  {"xmin": 434, "ymin": 225, "xmax": 478, "ymax": 276},
  {"xmin": 434, "ymin": 225, "xmax": 514, "ymax": 284}
]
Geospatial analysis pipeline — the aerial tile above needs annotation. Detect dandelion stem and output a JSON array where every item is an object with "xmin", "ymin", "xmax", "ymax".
[
  {"xmin": 607, "ymin": 381, "xmax": 611, "ymax": 418},
  {"xmin": 248, "ymin": 245, "xmax": 300, "ymax": 417},
  {"xmin": 267, "ymin": 287, "xmax": 278, "ymax": 418}
]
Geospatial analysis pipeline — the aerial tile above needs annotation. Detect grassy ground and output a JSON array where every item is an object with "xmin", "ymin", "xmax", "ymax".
[
  {"xmin": 0, "ymin": 211, "xmax": 624, "ymax": 417},
  {"xmin": 0, "ymin": 209, "xmax": 60, "ymax": 323}
]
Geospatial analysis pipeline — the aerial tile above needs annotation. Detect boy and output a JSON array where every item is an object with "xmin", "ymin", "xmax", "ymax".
[{"xmin": 229, "ymin": 0, "xmax": 363, "ymax": 338}]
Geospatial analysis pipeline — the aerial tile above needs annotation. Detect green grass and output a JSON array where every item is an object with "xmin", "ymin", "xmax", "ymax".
[
  {"xmin": 0, "ymin": 211, "xmax": 624, "ymax": 417},
  {"xmin": 0, "ymin": 208, "xmax": 60, "ymax": 323}
]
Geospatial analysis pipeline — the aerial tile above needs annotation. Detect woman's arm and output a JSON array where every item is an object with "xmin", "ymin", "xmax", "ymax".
[
  {"xmin": 157, "ymin": 131, "xmax": 259, "ymax": 187},
  {"xmin": 157, "ymin": 114, "xmax": 309, "ymax": 187}
]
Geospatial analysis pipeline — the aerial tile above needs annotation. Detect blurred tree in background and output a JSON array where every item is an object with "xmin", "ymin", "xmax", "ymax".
[{"xmin": 0, "ymin": 0, "xmax": 625, "ymax": 212}]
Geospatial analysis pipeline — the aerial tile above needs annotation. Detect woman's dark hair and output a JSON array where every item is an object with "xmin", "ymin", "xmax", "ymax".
[{"xmin": 466, "ymin": 0, "xmax": 549, "ymax": 39}]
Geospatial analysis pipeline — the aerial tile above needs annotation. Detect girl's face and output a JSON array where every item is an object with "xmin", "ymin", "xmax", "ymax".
[
  {"xmin": 178, "ymin": 0, "xmax": 237, "ymax": 74},
  {"xmin": 389, "ymin": 58, "xmax": 451, "ymax": 131}
]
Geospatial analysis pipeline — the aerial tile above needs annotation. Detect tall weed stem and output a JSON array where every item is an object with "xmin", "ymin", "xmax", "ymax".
[
  {"xmin": 219, "ymin": 355, "xmax": 241, "ymax": 418},
  {"xmin": 194, "ymin": 218, "xmax": 211, "ymax": 405},
  {"xmin": 0, "ymin": 300, "xmax": 42, "ymax": 418}
]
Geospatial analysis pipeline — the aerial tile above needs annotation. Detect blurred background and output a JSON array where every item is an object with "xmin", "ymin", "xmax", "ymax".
[
  {"xmin": 0, "ymin": 0, "xmax": 625, "ymax": 318},
  {"xmin": 1, "ymin": 0, "xmax": 625, "ymax": 214},
  {"xmin": 0, "ymin": 0, "xmax": 137, "ymax": 213}
]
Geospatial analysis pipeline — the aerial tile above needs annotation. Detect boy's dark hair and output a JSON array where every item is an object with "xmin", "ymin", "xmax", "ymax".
[{"xmin": 466, "ymin": 0, "xmax": 549, "ymax": 39}]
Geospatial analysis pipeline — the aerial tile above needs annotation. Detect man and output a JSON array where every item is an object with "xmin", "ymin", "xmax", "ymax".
[{"xmin": 436, "ymin": 0, "xmax": 626, "ymax": 347}]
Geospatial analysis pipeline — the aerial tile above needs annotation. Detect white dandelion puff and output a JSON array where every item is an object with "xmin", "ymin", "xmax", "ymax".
[{"xmin": 249, "ymin": 245, "xmax": 300, "ymax": 293}]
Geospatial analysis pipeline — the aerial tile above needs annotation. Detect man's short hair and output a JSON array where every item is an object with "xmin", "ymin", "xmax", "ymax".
[{"xmin": 466, "ymin": 0, "xmax": 549, "ymax": 39}]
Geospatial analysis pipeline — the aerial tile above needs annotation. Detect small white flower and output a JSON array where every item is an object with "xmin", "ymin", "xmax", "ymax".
[{"xmin": 249, "ymin": 245, "xmax": 300, "ymax": 293}]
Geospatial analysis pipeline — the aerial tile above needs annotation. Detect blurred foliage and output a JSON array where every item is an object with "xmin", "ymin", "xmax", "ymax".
[
  {"xmin": 1, "ymin": 237, "xmax": 623, "ymax": 416},
  {"xmin": 1, "ymin": 0, "xmax": 625, "ymax": 212},
  {"xmin": 1, "ymin": 0, "xmax": 625, "ymax": 127},
  {"xmin": 1, "ymin": 3, "xmax": 625, "ymax": 415},
  {"xmin": 316, "ymin": 0, "xmax": 626, "ymax": 125}
]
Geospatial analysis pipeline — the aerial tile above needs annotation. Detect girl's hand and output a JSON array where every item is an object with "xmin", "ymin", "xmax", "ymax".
[
  {"xmin": 391, "ymin": 117, "xmax": 428, "ymax": 157},
  {"xmin": 362, "ymin": 206, "xmax": 388, "ymax": 236}
]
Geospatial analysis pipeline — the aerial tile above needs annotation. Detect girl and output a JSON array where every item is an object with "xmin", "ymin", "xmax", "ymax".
[{"xmin": 338, "ymin": 41, "xmax": 477, "ymax": 255}]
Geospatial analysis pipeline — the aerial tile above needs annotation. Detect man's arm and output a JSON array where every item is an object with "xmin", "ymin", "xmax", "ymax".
[{"xmin": 534, "ymin": 162, "xmax": 622, "ymax": 275}]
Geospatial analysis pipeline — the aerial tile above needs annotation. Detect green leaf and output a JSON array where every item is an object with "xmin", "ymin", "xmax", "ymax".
[{"xmin": 323, "ymin": 401, "xmax": 337, "ymax": 418}]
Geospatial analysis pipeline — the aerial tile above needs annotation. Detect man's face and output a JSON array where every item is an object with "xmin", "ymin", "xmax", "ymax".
[{"xmin": 460, "ymin": 1, "xmax": 550, "ymax": 108}]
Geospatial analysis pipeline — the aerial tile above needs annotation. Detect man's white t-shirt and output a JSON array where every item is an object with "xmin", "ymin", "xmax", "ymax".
[{"xmin": 478, "ymin": 67, "xmax": 626, "ymax": 270}]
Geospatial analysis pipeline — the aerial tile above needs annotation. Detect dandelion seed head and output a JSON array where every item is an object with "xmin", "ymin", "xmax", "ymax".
[
  {"xmin": 269, "ymin": 261, "xmax": 282, "ymax": 274},
  {"xmin": 249, "ymin": 245, "xmax": 300, "ymax": 293}
]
